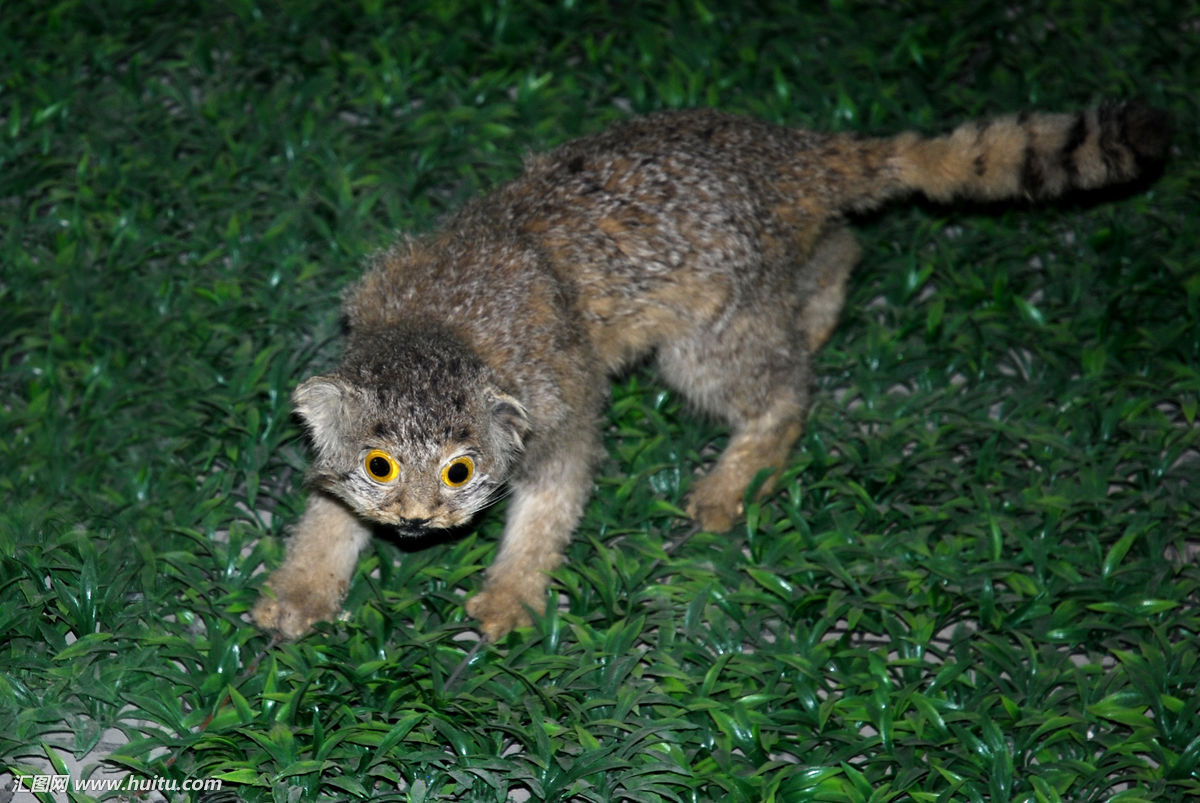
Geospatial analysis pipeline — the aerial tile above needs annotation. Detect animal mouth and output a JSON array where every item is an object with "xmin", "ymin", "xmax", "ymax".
[{"xmin": 396, "ymin": 516, "xmax": 432, "ymax": 534}]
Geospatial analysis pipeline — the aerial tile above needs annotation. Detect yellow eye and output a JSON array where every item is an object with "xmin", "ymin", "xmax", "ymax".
[
  {"xmin": 440, "ymin": 456, "xmax": 475, "ymax": 488},
  {"xmin": 364, "ymin": 449, "xmax": 399, "ymax": 483}
]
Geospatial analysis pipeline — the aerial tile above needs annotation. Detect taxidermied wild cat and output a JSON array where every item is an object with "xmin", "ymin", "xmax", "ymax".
[{"xmin": 252, "ymin": 102, "xmax": 1169, "ymax": 642}]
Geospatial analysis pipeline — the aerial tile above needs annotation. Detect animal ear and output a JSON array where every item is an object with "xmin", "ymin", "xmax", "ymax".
[
  {"xmin": 293, "ymin": 375, "xmax": 356, "ymax": 459},
  {"xmin": 488, "ymin": 388, "xmax": 530, "ymax": 451}
]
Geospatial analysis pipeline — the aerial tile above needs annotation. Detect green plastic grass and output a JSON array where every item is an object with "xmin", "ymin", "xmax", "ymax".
[{"xmin": 2, "ymin": 0, "xmax": 1198, "ymax": 800}]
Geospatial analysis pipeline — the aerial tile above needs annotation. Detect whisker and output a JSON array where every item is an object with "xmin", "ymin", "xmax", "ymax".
[{"xmin": 482, "ymin": 485, "xmax": 514, "ymax": 506}]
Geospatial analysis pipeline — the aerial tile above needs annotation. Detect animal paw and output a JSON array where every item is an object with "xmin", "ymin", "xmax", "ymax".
[
  {"xmin": 465, "ymin": 584, "xmax": 538, "ymax": 642},
  {"xmin": 251, "ymin": 574, "xmax": 346, "ymax": 640},
  {"xmin": 685, "ymin": 473, "xmax": 744, "ymax": 533}
]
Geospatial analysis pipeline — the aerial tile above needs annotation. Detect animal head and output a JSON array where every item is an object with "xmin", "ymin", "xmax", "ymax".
[{"xmin": 292, "ymin": 330, "xmax": 528, "ymax": 533}]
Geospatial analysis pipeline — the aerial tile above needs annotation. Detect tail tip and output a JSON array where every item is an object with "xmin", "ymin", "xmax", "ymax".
[{"xmin": 1113, "ymin": 101, "xmax": 1172, "ymax": 165}]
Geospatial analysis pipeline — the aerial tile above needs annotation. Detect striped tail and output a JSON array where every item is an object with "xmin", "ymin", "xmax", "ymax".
[{"xmin": 881, "ymin": 101, "xmax": 1170, "ymax": 205}]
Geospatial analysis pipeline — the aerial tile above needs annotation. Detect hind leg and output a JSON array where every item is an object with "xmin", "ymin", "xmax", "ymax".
[
  {"xmin": 657, "ymin": 308, "xmax": 812, "ymax": 533},
  {"xmin": 657, "ymin": 229, "xmax": 858, "ymax": 531},
  {"xmin": 798, "ymin": 226, "xmax": 860, "ymax": 352},
  {"xmin": 686, "ymin": 393, "xmax": 807, "ymax": 532}
]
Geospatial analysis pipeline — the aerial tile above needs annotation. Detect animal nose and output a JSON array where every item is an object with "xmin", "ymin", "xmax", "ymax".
[{"xmin": 398, "ymin": 517, "xmax": 430, "ymax": 531}]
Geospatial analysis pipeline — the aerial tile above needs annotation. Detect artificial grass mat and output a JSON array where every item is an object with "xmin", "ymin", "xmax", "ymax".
[{"xmin": 2, "ymin": 0, "xmax": 1199, "ymax": 800}]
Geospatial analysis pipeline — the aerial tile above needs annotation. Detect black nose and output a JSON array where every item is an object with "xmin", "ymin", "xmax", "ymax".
[{"xmin": 398, "ymin": 517, "xmax": 430, "ymax": 532}]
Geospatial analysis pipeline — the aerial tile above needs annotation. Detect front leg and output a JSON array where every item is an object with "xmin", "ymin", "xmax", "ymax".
[
  {"xmin": 252, "ymin": 491, "xmax": 372, "ymax": 639},
  {"xmin": 466, "ymin": 443, "xmax": 595, "ymax": 642}
]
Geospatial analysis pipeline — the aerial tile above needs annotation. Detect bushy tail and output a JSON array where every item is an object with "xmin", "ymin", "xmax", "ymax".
[{"xmin": 857, "ymin": 102, "xmax": 1170, "ymax": 208}]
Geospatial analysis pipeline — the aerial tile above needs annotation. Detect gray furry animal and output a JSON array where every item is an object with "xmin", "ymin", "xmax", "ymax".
[{"xmin": 252, "ymin": 102, "xmax": 1169, "ymax": 642}]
